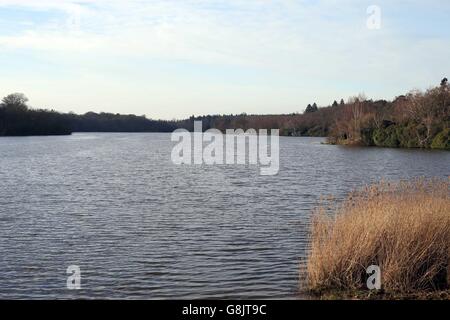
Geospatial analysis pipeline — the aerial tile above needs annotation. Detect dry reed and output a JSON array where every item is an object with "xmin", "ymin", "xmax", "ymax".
[{"xmin": 305, "ymin": 178, "xmax": 450, "ymax": 296}]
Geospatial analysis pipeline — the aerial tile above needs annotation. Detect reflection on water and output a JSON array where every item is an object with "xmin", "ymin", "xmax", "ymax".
[{"xmin": 0, "ymin": 133, "xmax": 448, "ymax": 299}]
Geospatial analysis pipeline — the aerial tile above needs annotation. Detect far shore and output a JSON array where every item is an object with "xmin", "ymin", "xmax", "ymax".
[{"xmin": 1, "ymin": 78, "xmax": 449, "ymax": 150}]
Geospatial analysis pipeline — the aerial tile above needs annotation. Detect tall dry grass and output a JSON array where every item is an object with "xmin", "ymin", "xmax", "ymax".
[{"xmin": 305, "ymin": 178, "xmax": 450, "ymax": 295}]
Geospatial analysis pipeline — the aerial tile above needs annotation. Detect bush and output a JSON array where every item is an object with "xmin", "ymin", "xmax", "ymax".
[
  {"xmin": 360, "ymin": 128, "xmax": 375, "ymax": 146},
  {"xmin": 396, "ymin": 123, "xmax": 421, "ymax": 148},
  {"xmin": 373, "ymin": 128, "xmax": 387, "ymax": 146},
  {"xmin": 304, "ymin": 179, "xmax": 450, "ymax": 295},
  {"xmin": 373, "ymin": 126, "xmax": 400, "ymax": 148},
  {"xmin": 431, "ymin": 129, "xmax": 450, "ymax": 150}
]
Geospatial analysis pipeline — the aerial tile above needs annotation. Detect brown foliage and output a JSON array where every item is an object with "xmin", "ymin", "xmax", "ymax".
[{"xmin": 304, "ymin": 178, "xmax": 450, "ymax": 294}]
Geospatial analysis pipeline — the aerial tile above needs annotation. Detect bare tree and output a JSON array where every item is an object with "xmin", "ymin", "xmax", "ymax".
[{"xmin": 347, "ymin": 94, "xmax": 367, "ymax": 142}]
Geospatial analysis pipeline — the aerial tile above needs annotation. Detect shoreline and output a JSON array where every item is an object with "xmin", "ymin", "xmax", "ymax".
[
  {"xmin": 307, "ymin": 289, "xmax": 450, "ymax": 300},
  {"xmin": 325, "ymin": 139, "xmax": 450, "ymax": 151}
]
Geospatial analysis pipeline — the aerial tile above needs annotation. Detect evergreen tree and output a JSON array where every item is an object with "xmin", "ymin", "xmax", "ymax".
[{"xmin": 305, "ymin": 103, "xmax": 318, "ymax": 113}]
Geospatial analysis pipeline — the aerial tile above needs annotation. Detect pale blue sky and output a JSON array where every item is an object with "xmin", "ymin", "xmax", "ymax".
[{"xmin": 0, "ymin": 0, "xmax": 449, "ymax": 119}]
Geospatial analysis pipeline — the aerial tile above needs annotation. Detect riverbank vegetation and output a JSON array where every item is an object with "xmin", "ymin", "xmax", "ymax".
[
  {"xmin": 303, "ymin": 178, "xmax": 450, "ymax": 300},
  {"xmin": 179, "ymin": 79, "xmax": 449, "ymax": 150},
  {"xmin": 1, "ymin": 79, "xmax": 448, "ymax": 148},
  {"xmin": 326, "ymin": 78, "xmax": 450, "ymax": 149}
]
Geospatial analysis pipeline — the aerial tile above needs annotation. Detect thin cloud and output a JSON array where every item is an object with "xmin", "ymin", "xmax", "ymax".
[{"xmin": 0, "ymin": 0, "xmax": 449, "ymax": 118}]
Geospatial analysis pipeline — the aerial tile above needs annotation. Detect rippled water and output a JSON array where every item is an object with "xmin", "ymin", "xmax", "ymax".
[{"xmin": 0, "ymin": 133, "xmax": 448, "ymax": 299}]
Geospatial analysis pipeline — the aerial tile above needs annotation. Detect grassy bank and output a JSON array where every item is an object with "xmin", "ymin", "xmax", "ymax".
[{"xmin": 302, "ymin": 178, "xmax": 450, "ymax": 300}]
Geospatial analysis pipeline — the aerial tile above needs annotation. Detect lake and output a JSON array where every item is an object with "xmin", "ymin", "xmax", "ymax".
[{"xmin": 0, "ymin": 133, "xmax": 448, "ymax": 299}]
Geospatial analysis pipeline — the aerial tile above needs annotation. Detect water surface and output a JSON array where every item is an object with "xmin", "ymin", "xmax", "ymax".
[{"xmin": 0, "ymin": 133, "xmax": 448, "ymax": 299}]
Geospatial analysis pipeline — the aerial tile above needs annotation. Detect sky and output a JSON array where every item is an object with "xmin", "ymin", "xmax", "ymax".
[{"xmin": 0, "ymin": 0, "xmax": 449, "ymax": 120}]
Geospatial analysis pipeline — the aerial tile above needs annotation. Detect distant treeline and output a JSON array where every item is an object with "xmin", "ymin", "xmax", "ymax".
[
  {"xmin": 1, "ymin": 79, "xmax": 449, "ymax": 149},
  {"xmin": 180, "ymin": 78, "xmax": 449, "ymax": 150},
  {"xmin": 0, "ymin": 93, "xmax": 177, "ymax": 136},
  {"xmin": 0, "ymin": 94, "xmax": 72, "ymax": 136},
  {"xmin": 65, "ymin": 112, "xmax": 178, "ymax": 133}
]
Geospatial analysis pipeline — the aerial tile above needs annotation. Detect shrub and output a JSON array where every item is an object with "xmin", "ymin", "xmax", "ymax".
[
  {"xmin": 304, "ymin": 179, "xmax": 450, "ymax": 295},
  {"xmin": 360, "ymin": 128, "xmax": 375, "ymax": 146},
  {"xmin": 396, "ymin": 123, "xmax": 421, "ymax": 148},
  {"xmin": 431, "ymin": 129, "xmax": 450, "ymax": 150},
  {"xmin": 373, "ymin": 128, "xmax": 387, "ymax": 146},
  {"xmin": 373, "ymin": 126, "xmax": 400, "ymax": 148}
]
